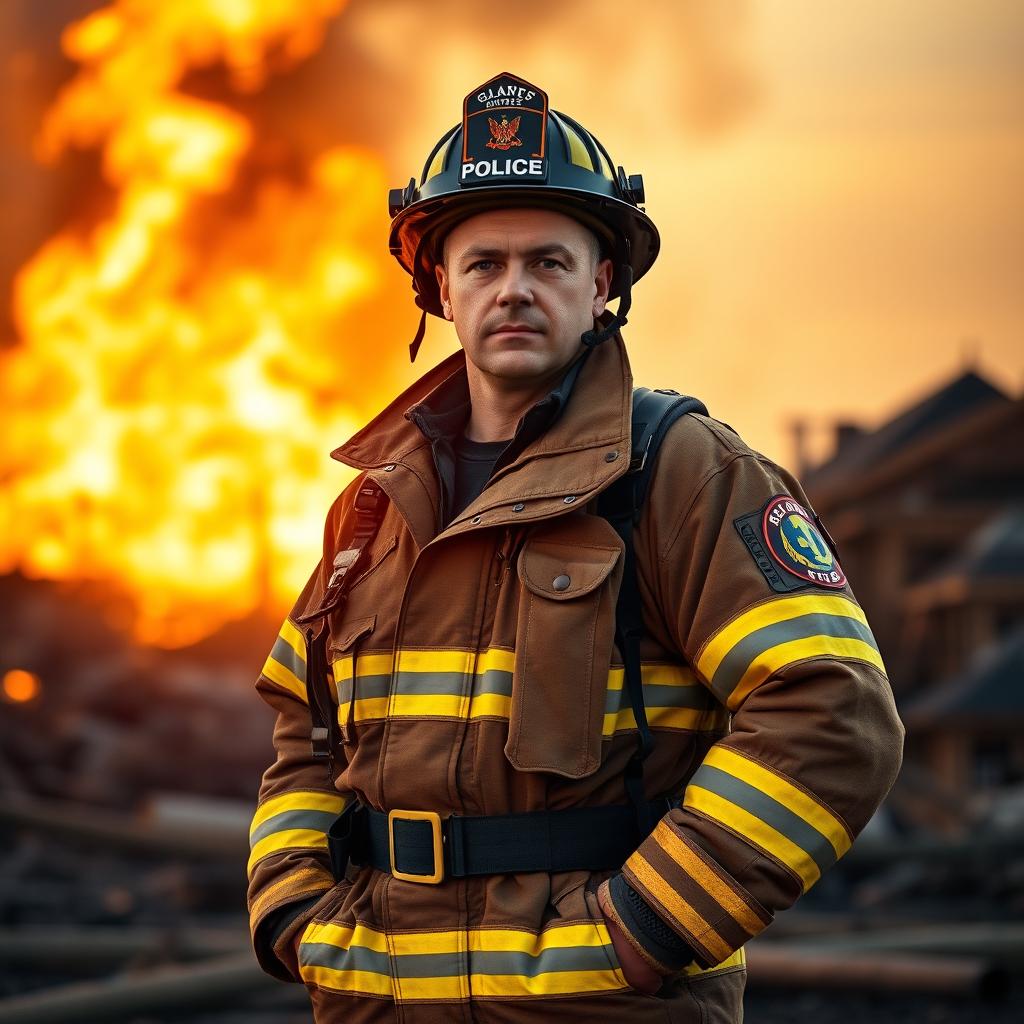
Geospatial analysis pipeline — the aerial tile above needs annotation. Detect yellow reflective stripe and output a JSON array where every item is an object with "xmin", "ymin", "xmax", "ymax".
[
  {"xmin": 261, "ymin": 654, "xmax": 307, "ymax": 701},
  {"xmin": 301, "ymin": 965, "xmax": 398, "ymax": 997},
  {"xmin": 424, "ymin": 136, "xmax": 453, "ymax": 183},
  {"xmin": 686, "ymin": 785, "xmax": 820, "ymax": 891},
  {"xmin": 474, "ymin": 647, "xmax": 516, "ymax": 674},
  {"xmin": 697, "ymin": 594, "xmax": 868, "ymax": 682},
  {"xmin": 606, "ymin": 663, "xmax": 697, "ymax": 691},
  {"xmin": 334, "ymin": 649, "xmax": 515, "ymax": 683},
  {"xmin": 300, "ymin": 960, "xmax": 626, "ymax": 1000},
  {"xmin": 626, "ymin": 850, "xmax": 733, "ymax": 964},
  {"xmin": 468, "ymin": 692, "xmax": 512, "ymax": 719},
  {"xmin": 280, "ymin": 618, "xmax": 306, "ymax": 662},
  {"xmin": 682, "ymin": 946, "xmax": 745, "ymax": 977},
  {"xmin": 728, "ymin": 635, "xmax": 885, "ymax": 710},
  {"xmin": 334, "ymin": 651, "xmax": 394, "ymax": 684},
  {"xmin": 380, "ymin": 693, "xmax": 512, "ymax": 719},
  {"xmin": 305, "ymin": 921, "xmax": 391, "ymax": 952},
  {"xmin": 703, "ymin": 747, "xmax": 851, "ymax": 858},
  {"xmin": 396, "ymin": 649, "xmax": 475, "ymax": 674},
  {"xmin": 249, "ymin": 789, "xmax": 347, "ymax": 834},
  {"xmin": 395, "ymin": 976, "xmax": 464, "ymax": 1000},
  {"xmin": 389, "ymin": 693, "xmax": 469, "ymax": 717},
  {"xmin": 247, "ymin": 828, "xmax": 329, "ymax": 873},
  {"xmin": 562, "ymin": 121, "xmax": 595, "ymax": 171},
  {"xmin": 344, "ymin": 696, "xmax": 390, "ymax": 722},
  {"xmin": 471, "ymin": 969, "xmax": 623, "ymax": 997},
  {"xmin": 470, "ymin": 923, "xmax": 613, "ymax": 952},
  {"xmin": 304, "ymin": 921, "xmax": 617, "ymax": 956},
  {"xmin": 603, "ymin": 705, "xmax": 727, "ymax": 736},
  {"xmin": 649, "ymin": 820, "xmax": 765, "ymax": 936}
]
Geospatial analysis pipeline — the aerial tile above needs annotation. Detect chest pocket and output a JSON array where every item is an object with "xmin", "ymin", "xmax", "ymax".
[{"xmin": 505, "ymin": 516, "xmax": 624, "ymax": 779}]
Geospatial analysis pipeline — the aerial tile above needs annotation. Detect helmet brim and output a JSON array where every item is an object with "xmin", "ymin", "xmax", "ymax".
[{"xmin": 391, "ymin": 187, "xmax": 659, "ymax": 317}]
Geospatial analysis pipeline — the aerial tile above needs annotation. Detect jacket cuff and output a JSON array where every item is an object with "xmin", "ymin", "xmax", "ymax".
[
  {"xmin": 266, "ymin": 893, "xmax": 327, "ymax": 982},
  {"xmin": 249, "ymin": 864, "xmax": 336, "ymax": 982},
  {"xmin": 622, "ymin": 818, "xmax": 772, "ymax": 968},
  {"xmin": 601, "ymin": 875, "xmax": 695, "ymax": 974}
]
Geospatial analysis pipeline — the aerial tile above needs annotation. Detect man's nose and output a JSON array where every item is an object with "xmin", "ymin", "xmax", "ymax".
[{"xmin": 496, "ymin": 263, "xmax": 532, "ymax": 306}]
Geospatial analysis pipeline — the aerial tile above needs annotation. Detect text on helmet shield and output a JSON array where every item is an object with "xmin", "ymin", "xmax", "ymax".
[{"xmin": 461, "ymin": 158, "xmax": 544, "ymax": 181}]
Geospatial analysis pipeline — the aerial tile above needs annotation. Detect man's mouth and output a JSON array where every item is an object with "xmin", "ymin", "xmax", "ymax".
[{"xmin": 490, "ymin": 323, "xmax": 543, "ymax": 335}]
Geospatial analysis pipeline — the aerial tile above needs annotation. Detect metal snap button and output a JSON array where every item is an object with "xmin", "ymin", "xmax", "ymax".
[
  {"xmin": 562, "ymin": 495, "xmax": 577, "ymax": 504},
  {"xmin": 605, "ymin": 451, "xmax": 619, "ymax": 463},
  {"xmin": 512, "ymin": 502, "xmax": 525, "ymax": 512},
  {"xmin": 552, "ymin": 574, "xmax": 571, "ymax": 591},
  {"xmin": 472, "ymin": 515, "xmax": 482, "ymax": 524},
  {"xmin": 383, "ymin": 464, "xmax": 396, "ymax": 472}
]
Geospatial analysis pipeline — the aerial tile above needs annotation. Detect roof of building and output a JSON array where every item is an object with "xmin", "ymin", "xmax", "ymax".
[
  {"xmin": 926, "ymin": 508, "xmax": 1024, "ymax": 584},
  {"xmin": 805, "ymin": 370, "xmax": 1011, "ymax": 493},
  {"xmin": 902, "ymin": 625, "xmax": 1024, "ymax": 727}
]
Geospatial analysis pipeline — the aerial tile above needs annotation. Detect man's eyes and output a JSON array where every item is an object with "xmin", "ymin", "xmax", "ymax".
[{"xmin": 467, "ymin": 258, "xmax": 566, "ymax": 271}]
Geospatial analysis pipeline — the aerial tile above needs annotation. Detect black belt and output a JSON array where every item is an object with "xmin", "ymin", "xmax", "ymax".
[{"xmin": 327, "ymin": 800, "xmax": 669, "ymax": 885}]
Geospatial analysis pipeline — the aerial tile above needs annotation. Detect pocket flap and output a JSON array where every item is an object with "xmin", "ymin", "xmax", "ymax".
[
  {"xmin": 330, "ymin": 613, "xmax": 377, "ymax": 653},
  {"xmin": 518, "ymin": 540, "xmax": 620, "ymax": 600}
]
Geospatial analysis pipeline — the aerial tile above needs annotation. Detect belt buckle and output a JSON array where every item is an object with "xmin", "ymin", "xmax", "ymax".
[{"xmin": 388, "ymin": 809, "xmax": 444, "ymax": 884}]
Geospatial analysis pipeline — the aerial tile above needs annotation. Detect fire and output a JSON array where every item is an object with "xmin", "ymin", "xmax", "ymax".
[
  {"xmin": 2, "ymin": 670, "xmax": 42, "ymax": 704},
  {"xmin": 0, "ymin": 1, "xmax": 404, "ymax": 647}
]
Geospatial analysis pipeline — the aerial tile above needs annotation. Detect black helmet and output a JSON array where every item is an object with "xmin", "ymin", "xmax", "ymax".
[{"xmin": 388, "ymin": 72, "xmax": 660, "ymax": 361}]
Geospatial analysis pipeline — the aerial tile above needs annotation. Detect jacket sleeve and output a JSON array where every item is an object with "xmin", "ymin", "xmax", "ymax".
[
  {"xmin": 603, "ymin": 419, "xmax": 905, "ymax": 973},
  {"xmin": 246, "ymin": 481, "xmax": 360, "ymax": 982}
]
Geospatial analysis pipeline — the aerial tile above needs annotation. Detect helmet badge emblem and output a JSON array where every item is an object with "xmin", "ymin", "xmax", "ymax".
[{"xmin": 486, "ymin": 116, "xmax": 522, "ymax": 151}]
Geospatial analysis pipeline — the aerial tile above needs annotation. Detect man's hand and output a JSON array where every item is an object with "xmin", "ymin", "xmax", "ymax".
[{"xmin": 597, "ymin": 881, "xmax": 664, "ymax": 995}]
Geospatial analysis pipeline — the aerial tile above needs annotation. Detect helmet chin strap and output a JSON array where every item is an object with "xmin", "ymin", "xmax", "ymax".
[
  {"xmin": 581, "ymin": 258, "xmax": 633, "ymax": 349},
  {"xmin": 409, "ymin": 307, "xmax": 428, "ymax": 363}
]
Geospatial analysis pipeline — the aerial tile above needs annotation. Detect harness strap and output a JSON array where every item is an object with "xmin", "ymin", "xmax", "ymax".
[
  {"xmin": 294, "ymin": 478, "xmax": 389, "ymax": 776},
  {"xmin": 597, "ymin": 388, "xmax": 709, "ymax": 833}
]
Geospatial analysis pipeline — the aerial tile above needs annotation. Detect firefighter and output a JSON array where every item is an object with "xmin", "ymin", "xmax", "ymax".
[{"xmin": 246, "ymin": 72, "xmax": 904, "ymax": 1022}]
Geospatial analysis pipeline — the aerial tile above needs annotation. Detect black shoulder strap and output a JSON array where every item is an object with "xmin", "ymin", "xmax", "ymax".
[
  {"xmin": 597, "ymin": 388, "xmax": 709, "ymax": 832},
  {"xmin": 294, "ymin": 477, "xmax": 389, "ymax": 777}
]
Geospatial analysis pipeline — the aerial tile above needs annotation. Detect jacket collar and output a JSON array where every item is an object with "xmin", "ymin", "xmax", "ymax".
[
  {"xmin": 404, "ymin": 344, "xmax": 591, "ymax": 470},
  {"xmin": 331, "ymin": 323, "xmax": 634, "ymax": 547}
]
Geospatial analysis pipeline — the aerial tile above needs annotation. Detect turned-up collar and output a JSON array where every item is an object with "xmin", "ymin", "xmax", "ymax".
[{"xmin": 404, "ymin": 346, "xmax": 592, "ymax": 474}]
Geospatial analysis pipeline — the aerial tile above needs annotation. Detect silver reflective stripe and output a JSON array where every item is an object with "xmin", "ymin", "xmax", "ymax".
[
  {"xmin": 688, "ymin": 763, "xmax": 837, "ymax": 876},
  {"xmin": 605, "ymin": 681, "xmax": 711, "ymax": 715},
  {"xmin": 248, "ymin": 808, "xmax": 339, "ymax": 847},
  {"xmin": 270, "ymin": 634, "xmax": 306, "ymax": 681},
  {"xmin": 338, "ymin": 669, "xmax": 515, "ymax": 705},
  {"xmin": 710, "ymin": 612, "xmax": 878, "ymax": 699}
]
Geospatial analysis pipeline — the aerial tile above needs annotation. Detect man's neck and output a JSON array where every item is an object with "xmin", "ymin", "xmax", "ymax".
[{"xmin": 462, "ymin": 359, "xmax": 570, "ymax": 442}]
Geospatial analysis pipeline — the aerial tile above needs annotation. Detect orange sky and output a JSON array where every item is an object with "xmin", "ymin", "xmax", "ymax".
[{"xmin": 357, "ymin": 0, "xmax": 1024, "ymax": 466}]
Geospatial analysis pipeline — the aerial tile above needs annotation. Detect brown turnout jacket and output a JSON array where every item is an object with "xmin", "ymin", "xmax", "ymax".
[{"xmin": 246, "ymin": 332, "xmax": 904, "ymax": 1023}]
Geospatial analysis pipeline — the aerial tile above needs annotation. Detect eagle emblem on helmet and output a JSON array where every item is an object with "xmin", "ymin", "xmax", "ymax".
[{"xmin": 486, "ymin": 115, "xmax": 522, "ymax": 151}]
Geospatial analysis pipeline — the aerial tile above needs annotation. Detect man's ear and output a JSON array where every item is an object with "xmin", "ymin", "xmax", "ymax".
[
  {"xmin": 435, "ymin": 264, "xmax": 451, "ymax": 320},
  {"xmin": 592, "ymin": 257, "xmax": 614, "ymax": 317}
]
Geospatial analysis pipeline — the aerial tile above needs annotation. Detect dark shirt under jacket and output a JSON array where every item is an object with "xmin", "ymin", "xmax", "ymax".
[{"xmin": 450, "ymin": 435, "xmax": 512, "ymax": 524}]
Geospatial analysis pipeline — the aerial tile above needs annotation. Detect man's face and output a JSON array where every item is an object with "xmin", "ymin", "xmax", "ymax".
[{"xmin": 435, "ymin": 207, "xmax": 614, "ymax": 384}]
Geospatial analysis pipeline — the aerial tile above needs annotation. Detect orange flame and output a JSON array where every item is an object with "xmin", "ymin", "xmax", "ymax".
[
  {"xmin": 2, "ymin": 669, "xmax": 42, "ymax": 703},
  {"xmin": 0, "ymin": 1, "xmax": 402, "ymax": 647}
]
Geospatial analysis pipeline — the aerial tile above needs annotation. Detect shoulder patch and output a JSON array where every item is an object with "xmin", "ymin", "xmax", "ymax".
[{"xmin": 734, "ymin": 494, "xmax": 846, "ymax": 591}]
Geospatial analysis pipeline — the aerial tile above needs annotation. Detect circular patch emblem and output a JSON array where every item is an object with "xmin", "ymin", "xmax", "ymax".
[{"xmin": 762, "ymin": 496, "xmax": 846, "ymax": 588}]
